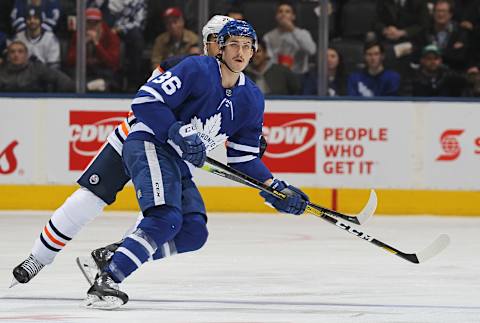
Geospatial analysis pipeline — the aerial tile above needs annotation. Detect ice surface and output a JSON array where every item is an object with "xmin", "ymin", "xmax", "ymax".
[{"xmin": 1, "ymin": 211, "xmax": 479, "ymax": 322}]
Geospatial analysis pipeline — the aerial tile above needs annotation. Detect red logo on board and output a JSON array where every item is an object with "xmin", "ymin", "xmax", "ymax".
[
  {"xmin": 436, "ymin": 129, "xmax": 464, "ymax": 161},
  {"xmin": 69, "ymin": 111, "xmax": 127, "ymax": 170},
  {"xmin": 0, "ymin": 140, "xmax": 19, "ymax": 175},
  {"xmin": 262, "ymin": 113, "xmax": 316, "ymax": 173}
]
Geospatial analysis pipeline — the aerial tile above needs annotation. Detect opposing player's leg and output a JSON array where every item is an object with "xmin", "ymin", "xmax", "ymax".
[
  {"xmin": 85, "ymin": 140, "xmax": 185, "ymax": 308},
  {"xmin": 12, "ymin": 143, "xmax": 130, "ymax": 286}
]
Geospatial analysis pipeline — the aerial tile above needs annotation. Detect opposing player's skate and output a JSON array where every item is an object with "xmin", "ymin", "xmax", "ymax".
[
  {"xmin": 84, "ymin": 272, "xmax": 128, "ymax": 310},
  {"xmin": 10, "ymin": 254, "xmax": 45, "ymax": 287},
  {"xmin": 76, "ymin": 241, "xmax": 121, "ymax": 285}
]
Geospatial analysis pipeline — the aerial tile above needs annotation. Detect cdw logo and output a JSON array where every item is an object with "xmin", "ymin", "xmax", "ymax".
[
  {"xmin": 265, "ymin": 126, "xmax": 308, "ymax": 144},
  {"xmin": 262, "ymin": 113, "xmax": 316, "ymax": 173},
  {"xmin": 69, "ymin": 111, "xmax": 128, "ymax": 171},
  {"xmin": 70, "ymin": 122, "xmax": 118, "ymax": 145}
]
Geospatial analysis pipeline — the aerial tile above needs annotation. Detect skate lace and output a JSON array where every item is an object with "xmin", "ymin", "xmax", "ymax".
[
  {"xmin": 97, "ymin": 274, "xmax": 118, "ymax": 289},
  {"xmin": 95, "ymin": 248, "xmax": 114, "ymax": 262},
  {"xmin": 21, "ymin": 255, "xmax": 44, "ymax": 278}
]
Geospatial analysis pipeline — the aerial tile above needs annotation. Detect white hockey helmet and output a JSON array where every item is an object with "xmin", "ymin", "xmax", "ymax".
[{"xmin": 202, "ymin": 15, "xmax": 234, "ymax": 54}]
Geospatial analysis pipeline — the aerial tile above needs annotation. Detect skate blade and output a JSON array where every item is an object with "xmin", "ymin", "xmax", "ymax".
[
  {"xmin": 83, "ymin": 294, "xmax": 124, "ymax": 310},
  {"xmin": 76, "ymin": 256, "xmax": 99, "ymax": 286},
  {"xmin": 9, "ymin": 277, "xmax": 20, "ymax": 288}
]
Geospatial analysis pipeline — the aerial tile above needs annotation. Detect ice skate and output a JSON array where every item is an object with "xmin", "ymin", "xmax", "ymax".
[
  {"xmin": 10, "ymin": 254, "xmax": 45, "ymax": 287},
  {"xmin": 76, "ymin": 241, "xmax": 121, "ymax": 286},
  {"xmin": 84, "ymin": 272, "xmax": 128, "ymax": 310}
]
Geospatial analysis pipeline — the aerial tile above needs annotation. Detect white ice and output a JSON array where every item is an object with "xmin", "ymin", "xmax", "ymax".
[{"xmin": 1, "ymin": 211, "xmax": 479, "ymax": 323}]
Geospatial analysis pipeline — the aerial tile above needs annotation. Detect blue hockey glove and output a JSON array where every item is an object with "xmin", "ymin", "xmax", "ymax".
[
  {"xmin": 260, "ymin": 179, "xmax": 309, "ymax": 215},
  {"xmin": 167, "ymin": 121, "xmax": 206, "ymax": 167}
]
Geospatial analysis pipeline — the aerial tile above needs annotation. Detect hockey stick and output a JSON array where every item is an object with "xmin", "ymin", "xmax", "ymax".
[
  {"xmin": 202, "ymin": 157, "xmax": 450, "ymax": 264},
  {"xmin": 202, "ymin": 157, "xmax": 375, "ymax": 225}
]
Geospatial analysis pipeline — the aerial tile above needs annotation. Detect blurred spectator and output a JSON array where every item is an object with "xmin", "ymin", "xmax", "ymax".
[
  {"xmin": 108, "ymin": 0, "xmax": 146, "ymax": 90},
  {"xmin": 452, "ymin": 0, "xmax": 476, "ymax": 22},
  {"xmin": 244, "ymin": 40, "xmax": 300, "ymax": 95},
  {"xmin": 402, "ymin": 44, "xmax": 467, "ymax": 96},
  {"xmin": 86, "ymin": 0, "xmax": 115, "ymax": 26},
  {"xmin": 373, "ymin": 0, "xmax": 430, "ymax": 61},
  {"xmin": 263, "ymin": 1, "xmax": 316, "ymax": 75},
  {"xmin": 11, "ymin": 0, "xmax": 61, "ymax": 32},
  {"xmin": 0, "ymin": 40, "xmax": 73, "ymax": 92},
  {"xmin": 66, "ymin": 8, "xmax": 120, "ymax": 92},
  {"xmin": 347, "ymin": 41, "xmax": 400, "ymax": 96},
  {"xmin": 426, "ymin": 0, "xmax": 468, "ymax": 70},
  {"xmin": 0, "ymin": 32, "xmax": 7, "ymax": 65},
  {"xmin": 459, "ymin": 0, "xmax": 480, "ymax": 72},
  {"xmin": 463, "ymin": 68, "xmax": 480, "ymax": 96},
  {"xmin": 14, "ymin": 5, "xmax": 60, "ymax": 68},
  {"xmin": 303, "ymin": 47, "xmax": 347, "ymax": 96},
  {"xmin": 1, "ymin": 0, "xmax": 14, "ymax": 36},
  {"xmin": 226, "ymin": 5, "xmax": 245, "ymax": 20},
  {"xmin": 150, "ymin": 7, "xmax": 198, "ymax": 69},
  {"xmin": 188, "ymin": 44, "xmax": 202, "ymax": 55}
]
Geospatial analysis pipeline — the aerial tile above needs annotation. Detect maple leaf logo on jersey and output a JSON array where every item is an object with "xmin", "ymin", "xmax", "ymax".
[{"xmin": 191, "ymin": 113, "xmax": 228, "ymax": 151}]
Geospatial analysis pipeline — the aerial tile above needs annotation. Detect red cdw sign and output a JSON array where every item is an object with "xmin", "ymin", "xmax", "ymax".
[
  {"xmin": 262, "ymin": 113, "xmax": 316, "ymax": 173},
  {"xmin": 69, "ymin": 111, "xmax": 128, "ymax": 171}
]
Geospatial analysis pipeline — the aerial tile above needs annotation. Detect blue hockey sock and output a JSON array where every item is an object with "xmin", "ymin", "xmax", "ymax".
[{"xmin": 106, "ymin": 205, "xmax": 182, "ymax": 282}]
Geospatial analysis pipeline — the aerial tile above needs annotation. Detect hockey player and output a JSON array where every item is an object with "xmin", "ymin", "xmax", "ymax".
[
  {"xmin": 10, "ymin": 15, "xmax": 237, "ymax": 287},
  {"xmin": 84, "ymin": 20, "xmax": 309, "ymax": 309}
]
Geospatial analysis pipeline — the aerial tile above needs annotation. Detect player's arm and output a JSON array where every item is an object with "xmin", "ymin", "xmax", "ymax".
[
  {"xmin": 228, "ymin": 109, "xmax": 308, "ymax": 216},
  {"xmin": 131, "ymin": 57, "xmax": 207, "ymax": 166}
]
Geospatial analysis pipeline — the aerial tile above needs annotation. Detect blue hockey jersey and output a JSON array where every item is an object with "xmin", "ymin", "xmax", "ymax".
[
  {"xmin": 347, "ymin": 69, "xmax": 400, "ymax": 97},
  {"xmin": 129, "ymin": 55, "xmax": 272, "ymax": 182}
]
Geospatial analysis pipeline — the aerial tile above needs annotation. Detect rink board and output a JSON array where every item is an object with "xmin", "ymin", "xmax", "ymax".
[
  {"xmin": 0, "ymin": 97, "xmax": 479, "ymax": 215},
  {"xmin": 1, "ymin": 185, "xmax": 480, "ymax": 215}
]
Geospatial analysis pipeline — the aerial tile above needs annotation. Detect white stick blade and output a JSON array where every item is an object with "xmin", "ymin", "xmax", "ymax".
[
  {"xmin": 356, "ymin": 189, "xmax": 378, "ymax": 224},
  {"xmin": 416, "ymin": 234, "xmax": 450, "ymax": 263}
]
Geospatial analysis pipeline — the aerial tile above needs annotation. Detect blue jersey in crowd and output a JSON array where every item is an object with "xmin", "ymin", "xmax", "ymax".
[
  {"xmin": 347, "ymin": 69, "xmax": 400, "ymax": 97},
  {"xmin": 129, "ymin": 55, "xmax": 272, "ymax": 182}
]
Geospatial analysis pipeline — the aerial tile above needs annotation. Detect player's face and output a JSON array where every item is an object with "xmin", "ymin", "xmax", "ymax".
[
  {"xmin": 205, "ymin": 34, "xmax": 220, "ymax": 56},
  {"xmin": 86, "ymin": 19, "xmax": 100, "ymax": 31},
  {"xmin": 364, "ymin": 45, "xmax": 383, "ymax": 70},
  {"xmin": 421, "ymin": 53, "xmax": 442, "ymax": 72},
  {"xmin": 327, "ymin": 48, "xmax": 339, "ymax": 70},
  {"xmin": 252, "ymin": 44, "xmax": 267, "ymax": 67},
  {"xmin": 26, "ymin": 15, "xmax": 41, "ymax": 31},
  {"xmin": 222, "ymin": 36, "xmax": 254, "ymax": 72},
  {"xmin": 276, "ymin": 4, "xmax": 295, "ymax": 24},
  {"xmin": 8, "ymin": 43, "xmax": 28, "ymax": 66},
  {"xmin": 165, "ymin": 16, "xmax": 184, "ymax": 39},
  {"xmin": 434, "ymin": 2, "xmax": 452, "ymax": 25}
]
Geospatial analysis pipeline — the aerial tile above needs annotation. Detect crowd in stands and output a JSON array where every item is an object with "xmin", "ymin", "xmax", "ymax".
[{"xmin": 0, "ymin": 0, "xmax": 480, "ymax": 97}]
